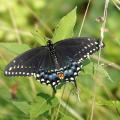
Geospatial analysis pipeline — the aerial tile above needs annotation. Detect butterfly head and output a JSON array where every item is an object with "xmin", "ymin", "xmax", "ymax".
[
  {"xmin": 47, "ymin": 40, "xmax": 52, "ymax": 46},
  {"xmin": 47, "ymin": 40, "xmax": 54, "ymax": 52}
]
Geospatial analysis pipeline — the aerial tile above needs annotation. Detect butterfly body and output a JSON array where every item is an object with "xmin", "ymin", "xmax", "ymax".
[
  {"xmin": 4, "ymin": 37, "xmax": 104, "ymax": 92},
  {"xmin": 47, "ymin": 40, "xmax": 60, "ymax": 69}
]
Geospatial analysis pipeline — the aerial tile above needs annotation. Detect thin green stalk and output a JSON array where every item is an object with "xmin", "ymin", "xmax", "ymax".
[{"xmin": 78, "ymin": 0, "xmax": 91, "ymax": 37}]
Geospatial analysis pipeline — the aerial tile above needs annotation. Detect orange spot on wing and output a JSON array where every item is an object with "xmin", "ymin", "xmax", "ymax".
[{"xmin": 57, "ymin": 72, "xmax": 64, "ymax": 80}]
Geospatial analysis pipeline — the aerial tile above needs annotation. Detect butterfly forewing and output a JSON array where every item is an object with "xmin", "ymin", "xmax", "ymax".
[
  {"xmin": 55, "ymin": 37, "xmax": 104, "ymax": 65},
  {"xmin": 4, "ymin": 47, "xmax": 50, "ymax": 76}
]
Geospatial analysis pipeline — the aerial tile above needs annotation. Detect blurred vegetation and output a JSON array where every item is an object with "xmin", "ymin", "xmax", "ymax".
[{"xmin": 0, "ymin": 0, "xmax": 120, "ymax": 120}]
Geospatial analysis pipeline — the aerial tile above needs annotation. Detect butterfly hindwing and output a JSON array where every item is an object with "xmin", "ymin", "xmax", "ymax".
[{"xmin": 35, "ymin": 61, "xmax": 83, "ymax": 92}]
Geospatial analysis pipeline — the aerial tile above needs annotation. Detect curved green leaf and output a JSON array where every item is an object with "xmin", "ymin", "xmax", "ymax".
[
  {"xmin": 0, "ymin": 43, "xmax": 30, "ymax": 54},
  {"xmin": 12, "ymin": 101, "xmax": 30, "ymax": 115},
  {"xmin": 30, "ymin": 96, "xmax": 58, "ymax": 119},
  {"xmin": 52, "ymin": 7, "xmax": 77, "ymax": 43}
]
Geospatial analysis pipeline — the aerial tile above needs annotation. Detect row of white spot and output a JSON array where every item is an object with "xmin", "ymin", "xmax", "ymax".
[
  {"xmin": 37, "ymin": 78, "xmax": 59, "ymax": 86},
  {"xmin": 5, "ymin": 70, "xmax": 34, "ymax": 76},
  {"xmin": 74, "ymin": 41, "xmax": 99, "ymax": 62},
  {"xmin": 36, "ymin": 64, "xmax": 81, "ymax": 87},
  {"xmin": 8, "ymin": 65, "xmax": 33, "ymax": 71},
  {"xmin": 37, "ymin": 76, "xmax": 76, "ymax": 86},
  {"xmin": 77, "ymin": 41, "xmax": 104, "ymax": 64}
]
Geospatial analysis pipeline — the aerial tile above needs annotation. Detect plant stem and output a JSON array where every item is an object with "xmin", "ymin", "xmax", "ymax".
[{"xmin": 51, "ymin": 90, "xmax": 56, "ymax": 120}]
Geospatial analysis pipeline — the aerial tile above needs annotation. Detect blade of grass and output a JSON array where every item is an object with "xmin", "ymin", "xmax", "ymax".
[
  {"xmin": 7, "ymin": 2, "xmax": 22, "ymax": 44},
  {"xmin": 78, "ymin": 0, "xmax": 91, "ymax": 37},
  {"xmin": 90, "ymin": 0, "xmax": 110, "ymax": 120},
  {"xmin": 20, "ymin": 0, "xmax": 53, "ymax": 35}
]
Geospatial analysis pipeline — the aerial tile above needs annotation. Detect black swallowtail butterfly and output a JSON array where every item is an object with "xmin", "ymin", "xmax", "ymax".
[{"xmin": 4, "ymin": 37, "xmax": 104, "ymax": 92}]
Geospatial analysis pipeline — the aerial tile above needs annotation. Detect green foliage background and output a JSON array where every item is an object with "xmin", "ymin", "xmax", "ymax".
[{"xmin": 0, "ymin": 0, "xmax": 120, "ymax": 120}]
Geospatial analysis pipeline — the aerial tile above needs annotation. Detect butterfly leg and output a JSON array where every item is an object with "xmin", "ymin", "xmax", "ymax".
[
  {"xmin": 51, "ymin": 85, "xmax": 56, "ymax": 93},
  {"xmin": 73, "ymin": 79, "xmax": 77, "ymax": 89},
  {"xmin": 69, "ymin": 77, "xmax": 77, "ymax": 89},
  {"xmin": 52, "ymin": 86, "xmax": 56, "ymax": 93}
]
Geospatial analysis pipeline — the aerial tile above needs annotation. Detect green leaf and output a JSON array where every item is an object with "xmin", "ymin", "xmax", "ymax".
[
  {"xmin": 61, "ymin": 115, "xmax": 74, "ymax": 120},
  {"xmin": 0, "ymin": 85, "xmax": 11, "ymax": 101},
  {"xmin": 32, "ymin": 29, "xmax": 47, "ymax": 46},
  {"xmin": 30, "ymin": 95, "xmax": 58, "ymax": 119},
  {"xmin": 52, "ymin": 7, "xmax": 77, "ymax": 43},
  {"xmin": 0, "ymin": 43, "xmax": 30, "ymax": 54},
  {"xmin": 83, "ymin": 62, "xmax": 95, "ymax": 75},
  {"xmin": 96, "ymin": 65, "xmax": 113, "ymax": 82},
  {"xmin": 60, "ymin": 111, "xmax": 75, "ymax": 120},
  {"xmin": 12, "ymin": 101, "xmax": 30, "ymax": 115},
  {"xmin": 98, "ymin": 100, "xmax": 120, "ymax": 111},
  {"xmin": 84, "ymin": 63, "xmax": 112, "ymax": 82}
]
